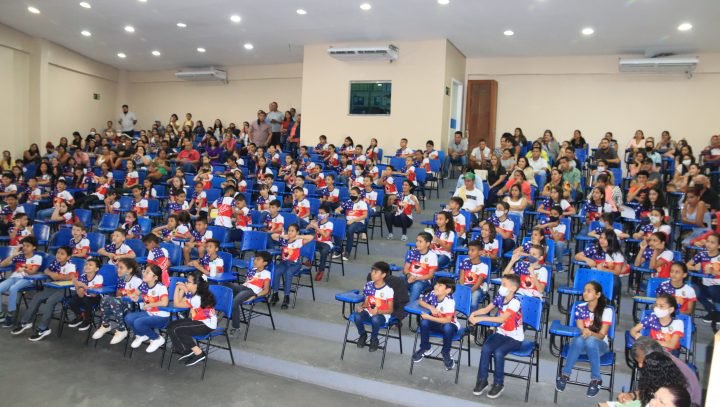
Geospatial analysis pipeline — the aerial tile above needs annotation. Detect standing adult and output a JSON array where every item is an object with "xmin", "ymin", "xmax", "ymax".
[
  {"xmin": 118, "ymin": 104, "xmax": 137, "ymax": 138},
  {"xmin": 266, "ymin": 102, "xmax": 284, "ymax": 147},
  {"xmin": 287, "ymin": 114, "xmax": 301, "ymax": 158},
  {"xmin": 250, "ymin": 111, "xmax": 272, "ymax": 148}
]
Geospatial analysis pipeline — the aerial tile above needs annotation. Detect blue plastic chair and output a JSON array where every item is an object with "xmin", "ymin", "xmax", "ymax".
[
  {"xmin": 237, "ymin": 258, "xmax": 276, "ymax": 341},
  {"xmin": 205, "ymin": 188, "xmax": 222, "ymax": 205},
  {"xmin": 72, "ymin": 209, "xmax": 92, "ymax": 229},
  {"xmin": 22, "ymin": 203, "xmax": 37, "ymax": 221},
  {"xmin": 189, "ymin": 284, "xmax": 235, "ymax": 379},
  {"xmin": 290, "ymin": 240, "xmax": 317, "ymax": 308},
  {"xmin": 631, "ymin": 277, "xmax": 668, "ymax": 323},
  {"xmin": 164, "ymin": 243, "xmax": 193, "ymax": 275},
  {"xmin": 48, "ymin": 228, "xmax": 73, "ymax": 252},
  {"xmin": 557, "ymin": 268, "xmax": 615, "ymax": 316},
  {"xmin": 137, "ymin": 217, "xmax": 152, "ymax": 236},
  {"xmin": 86, "ymin": 232, "xmax": 107, "ymax": 258},
  {"xmin": 389, "ymin": 157, "xmax": 407, "ymax": 172},
  {"xmin": 97, "ymin": 213, "xmax": 120, "ymax": 234},
  {"xmin": 117, "ymin": 196, "xmax": 134, "ymax": 213},
  {"xmin": 233, "ymin": 231, "xmax": 270, "ymax": 269},
  {"xmin": 146, "ymin": 199, "xmax": 162, "ymax": 221},
  {"xmin": 206, "ymin": 225, "xmax": 230, "ymax": 250},
  {"xmin": 33, "ymin": 223, "xmax": 51, "ymax": 247}
]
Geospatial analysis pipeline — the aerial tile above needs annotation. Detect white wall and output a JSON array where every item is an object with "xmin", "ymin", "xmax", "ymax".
[
  {"xmin": 0, "ymin": 24, "xmax": 31, "ymax": 158},
  {"xmin": 466, "ymin": 54, "xmax": 720, "ymax": 154}
]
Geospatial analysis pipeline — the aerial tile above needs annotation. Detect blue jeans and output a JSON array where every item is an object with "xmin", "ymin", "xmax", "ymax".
[
  {"xmin": 124, "ymin": 311, "xmax": 169, "ymax": 340},
  {"xmin": 555, "ymin": 240, "xmax": 567, "ymax": 271},
  {"xmin": 0, "ymin": 277, "xmax": 33, "ymax": 313},
  {"xmin": 470, "ymin": 288, "xmax": 486, "ymax": 310},
  {"xmin": 437, "ymin": 255, "xmax": 451, "ymax": 270},
  {"xmin": 37, "ymin": 207, "xmax": 54, "ymax": 220},
  {"xmin": 354, "ymin": 310, "xmax": 387, "ymax": 339},
  {"xmin": 272, "ymin": 260, "xmax": 302, "ymax": 296},
  {"xmin": 344, "ymin": 222, "xmax": 366, "ymax": 257},
  {"xmin": 316, "ymin": 242, "xmax": 332, "ymax": 272},
  {"xmin": 181, "ymin": 163, "xmax": 197, "ymax": 173},
  {"xmin": 419, "ymin": 319, "xmax": 458, "ymax": 355},
  {"xmin": 407, "ymin": 279, "xmax": 430, "ymax": 302},
  {"xmin": 477, "ymin": 333, "xmax": 522, "ymax": 385},
  {"xmin": 534, "ymin": 170, "xmax": 547, "ymax": 188},
  {"xmin": 443, "ymin": 155, "xmax": 467, "ymax": 173},
  {"xmin": 698, "ymin": 284, "xmax": 720, "ymax": 314},
  {"xmin": 561, "ymin": 336, "xmax": 609, "ymax": 380}
]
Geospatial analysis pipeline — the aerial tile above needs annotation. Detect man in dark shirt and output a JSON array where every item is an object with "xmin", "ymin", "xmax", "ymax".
[{"xmin": 593, "ymin": 138, "xmax": 621, "ymax": 168}]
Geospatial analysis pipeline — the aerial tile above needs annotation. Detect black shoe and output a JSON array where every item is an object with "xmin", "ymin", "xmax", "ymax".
[
  {"xmin": 587, "ymin": 379, "xmax": 601, "ymax": 398},
  {"xmin": 78, "ymin": 321, "xmax": 92, "ymax": 331},
  {"xmin": 2, "ymin": 317, "xmax": 14, "ymax": 328},
  {"xmin": 442, "ymin": 352, "xmax": 455, "ymax": 371},
  {"xmin": 270, "ymin": 292, "xmax": 279, "ymax": 306},
  {"xmin": 368, "ymin": 338, "xmax": 379, "ymax": 352},
  {"xmin": 281, "ymin": 296, "xmax": 290, "ymax": 310},
  {"xmin": 68, "ymin": 318, "xmax": 84, "ymax": 328},
  {"xmin": 184, "ymin": 352, "xmax": 207, "ymax": 367},
  {"xmin": 356, "ymin": 333, "xmax": 367, "ymax": 348},
  {"xmin": 29, "ymin": 328, "xmax": 52, "ymax": 342},
  {"xmin": 178, "ymin": 351, "xmax": 195, "ymax": 361},
  {"xmin": 11, "ymin": 323, "xmax": 33, "ymax": 335},
  {"xmin": 555, "ymin": 375, "xmax": 568, "ymax": 392},
  {"xmin": 473, "ymin": 379, "xmax": 489, "ymax": 396},
  {"xmin": 487, "ymin": 383, "xmax": 504, "ymax": 399},
  {"xmin": 412, "ymin": 349, "xmax": 426, "ymax": 363}
]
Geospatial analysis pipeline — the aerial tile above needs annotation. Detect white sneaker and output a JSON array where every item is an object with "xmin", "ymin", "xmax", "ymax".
[
  {"xmin": 386, "ymin": 233, "xmax": 394, "ymax": 240},
  {"xmin": 332, "ymin": 253, "xmax": 342, "ymax": 259},
  {"xmin": 110, "ymin": 329, "xmax": 128, "ymax": 345},
  {"xmin": 361, "ymin": 233, "xmax": 367, "ymax": 240},
  {"xmin": 400, "ymin": 235, "xmax": 408, "ymax": 241},
  {"xmin": 145, "ymin": 336, "xmax": 165, "ymax": 353},
  {"xmin": 342, "ymin": 256, "xmax": 350, "ymax": 261},
  {"xmin": 92, "ymin": 325, "xmax": 112, "ymax": 340},
  {"xmin": 131, "ymin": 335, "xmax": 149, "ymax": 348}
]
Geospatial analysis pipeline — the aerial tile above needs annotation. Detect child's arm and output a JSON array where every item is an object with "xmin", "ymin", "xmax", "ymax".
[
  {"xmin": 575, "ymin": 250, "xmax": 597, "ymax": 268},
  {"xmin": 173, "ymin": 283, "xmax": 190, "ymax": 308},
  {"xmin": 503, "ymin": 252, "xmax": 521, "ymax": 275},
  {"xmin": 468, "ymin": 303, "xmax": 495, "ymax": 322},
  {"xmin": 420, "ymin": 311, "xmax": 452, "ymax": 324},
  {"xmin": 190, "ymin": 260, "xmax": 208, "ymax": 275},
  {"xmin": 417, "ymin": 298, "xmax": 438, "ymax": 315},
  {"xmin": 629, "ymin": 322, "xmax": 643, "ymax": 339},
  {"xmin": 145, "ymin": 294, "xmax": 169, "ymax": 308}
]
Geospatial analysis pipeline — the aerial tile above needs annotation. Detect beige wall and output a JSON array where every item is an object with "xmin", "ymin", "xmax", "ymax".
[
  {"xmin": 301, "ymin": 40, "xmax": 449, "ymax": 152},
  {"xmin": 466, "ymin": 54, "xmax": 720, "ymax": 155},
  {"xmin": 0, "ymin": 24, "xmax": 32, "ymax": 159},
  {"xmin": 127, "ymin": 64, "xmax": 302, "ymax": 131},
  {"xmin": 441, "ymin": 41, "xmax": 466, "ymax": 150}
]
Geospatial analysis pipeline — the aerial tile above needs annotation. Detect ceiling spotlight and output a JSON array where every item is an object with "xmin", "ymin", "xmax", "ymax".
[
  {"xmin": 151, "ymin": 50, "xmax": 161, "ymax": 56},
  {"xmin": 197, "ymin": 47, "xmax": 206, "ymax": 53},
  {"xmin": 124, "ymin": 25, "xmax": 135, "ymax": 33},
  {"xmin": 81, "ymin": 30, "xmax": 92, "ymax": 37},
  {"xmin": 27, "ymin": 6, "xmax": 40, "ymax": 14},
  {"xmin": 79, "ymin": 2, "xmax": 91, "ymax": 9},
  {"xmin": 230, "ymin": 14, "xmax": 241, "ymax": 23},
  {"xmin": 677, "ymin": 22, "xmax": 693, "ymax": 32},
  {"xmin": 117, "ymin": 52, "xmax": 127, "ymax": 58},
  {"xmin": 176, "ymin": 22, "xmax": 187, "ymax": 28},
  {"xmin": 138, "ymin": 0, "xmax": 147, "ymax": 3},
  {"xmin": 244, "ymin": 43, "xmax": 254, "ymax": 50},
  {"xmin": 360, "ymin": 3, "xmax": 372, "ymax": 11},
  {"xmin": 438, "ymin": 0, "xmax": 450, "ymax": 5},
  {"xmin": 296, "ymin": 9, "xmax": 307, "ymax": 15},
  {"xmin": 581, "ymin": 27, "xmax": 594, "ymax": 36},
  {"xmin": 504, "ymin": 30, "xmax": 514, "ymax": 36}
]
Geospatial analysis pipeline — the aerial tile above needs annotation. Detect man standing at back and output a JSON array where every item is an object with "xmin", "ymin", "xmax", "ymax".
[
  {"xmin": 266, "ymin": 102, "xmax": 284, "ymax": 147},
  {"xmin": 118, "ymin": 104, "xmax": 137, "ymax": 138},
  {"xmin": 250, "ymin": 110, "xmax": 272, "ymax": 149}
]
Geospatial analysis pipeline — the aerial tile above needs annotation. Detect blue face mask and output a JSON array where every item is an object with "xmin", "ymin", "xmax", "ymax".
[
  {"xmin": 524, "ymin": 255, "xmax": 538, "ymax": 264},
  {"xmin": 597, "ymin": 221, "xmax": 606, "ymax": 228}
]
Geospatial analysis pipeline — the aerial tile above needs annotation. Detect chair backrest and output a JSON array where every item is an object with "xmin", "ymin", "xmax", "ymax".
[
  {"xmin": 73, "ymin": 209, "xmax": 92, "ymax": 226},
  {"xmin": 137, "ymin": 217, "xmax": 152, "ymax": 236},
  {"xmin": 645, "ymin": 278, "xmax": 669, "ymax": 297},
  {"xmin": 282, "ymin": 213, "xmax": 298, "ymax": 230},
  {"xmin": 38, "ymin": 252, "xmax": 54, "ymax": 270},
  {"xmin": 118, "ymin": 196, "xmax": 134, "ymax": 212},
  {"xmin": 574, "ymin": 268, "xmax": 615, "ymax": 303},
  {"xmin": 205, "ymin": 188, "xmax": 222, "ymax": 204},
  {"xmin": 508, "ymin": 213, "xmax": 522, "ymax": 239},
  {"xmin": 305, "ymin": 184, "xmax": 317, "ymax": 197},
  {"xmin": 212, "ymin": 176, "xmax": 226, "ymax": 189},
  {"xmin": 389, "ymin": 157, "xmax": 406, "ymax": 172},
  {"xmin": 416, "ymin": 168, "xmax": 427, "ymax": 184},
  {"xmin": 611, "ymin": 168, "xmax": 623, "ymax": 186},
  {"xmin": 99, "ymin": 213, "xmax": 120, "ymax": 229},
  {"xmin": 453, "ymin": 284, "xmax": 472, "ymax": 317},
  {"xmin": 240, "ymin": 231, "xmax": 269, "ymax": 252},
  {"xmin": 124, "ymin": 239, "xmax": 146, "ymax": 258},
  {"xmin": 167, "ymin": 276, "xmax": 188, "ymax": 302},
  {"xmin": 0, "ymin": 246, "xmax": 13, "ymax": 261},
  {"xmin": 218, "ymin": 251, "xmax": 233, "ymax": 271},
  {"xmin": 153, "ymin": 184, "xmax": 167, "ymax": 197},
  {"xmin": 207, "ymin": 226, "xmax": 228, "ymax": 244},
  {"xmin": 69, "ymin": 257, "xmax": 85, "ymax": 273},
  {"xmin": 338, "ymin": 186, "xmax": 349, "ymax": 201},
  {"xmin": 50, "ymin": 228, "xmax": 73, "ymax": 247},
  {"xmin": 520, "ymin": 295, "xmax": 543, "ymax": 332},
  {"xmin": 272, "ymin": 182, "xmax": 286, "ymax": 195},
  {"xmin": 209, "ymin": 284, "xmax": 234, "ymax": 319},
  {"xmin": 147, "ymin": 199, "xmax": 160, "ymax": 213},
  {"xmin": 86, "ymin": 232, "xmax": 106, "ymax": 252},
  {"xmin": 22, "ymin": 203, "xmax": 36, "ymax": 220},
  {"xmin": 98, "ymin": 264, "xmax": 118, "ymax": 288},
  {"xmin": 568, "ymin": 301, "xmax": 617, "ymax": 341},
  {"xmin": 561, "ymin": 217, "xmax": 572, "ymax": 241},
  {"xmin": 377, "ymin": 148, "xmax": 384, "ymax": 162},
  {"xmin": 307, "ymin": 198, "xmax": 321, "ymax": 217},
  {"xmin": 428, "ymin": 159, "xmax": 441, "ymax": 174},
  {"xmin": 329, "ymin": 217, "xmax": 347, "ymax": 240},
  {"xmin": 160, "ymin": 242, "xmax": 182, "ymax": 267},
  {"xmin": 300, "ymin": 239, "xmax": 317, "ymax": 261},
  {"xmin": 249, "ymin": 209, "xmax": 264, "ymax": 225},
  {"xmin": 33, "ymin": 223, "xmax": 50, "ymax": 242}
]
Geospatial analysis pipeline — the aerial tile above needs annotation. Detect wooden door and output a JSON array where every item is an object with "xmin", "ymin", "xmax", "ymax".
[{"xmin": 465, "ymin": 80, "xmax": 498, "ymax": 151}]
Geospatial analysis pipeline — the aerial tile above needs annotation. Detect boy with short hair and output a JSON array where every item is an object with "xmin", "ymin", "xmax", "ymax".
[
  {"xmin": 183, "ymin": 217, "xmax": 213, "ymax": 264},
  {"xmin": 395, "ymin": 138, "xmax": 414, "ymax": 158},
  {"xmin": 0, "ymin": 194, "xmax": 24, "ymax": 235},
  {"xmin": 212, "ymin": 186, "xmax": 237, "ymax": 228},
  {"xmin": 104, "ymin": 189, "xmax": 121, "ymax": 214},
  {"xmin": 412, "ymin": 277, "xmax": 458, "ymax": 370},
  {"xmin": 292, "ymin": 187, "xmax": 311, "ymax": 228},
  {"xmin": 228, "ymin": 251, "xmax": 272, "ymax": 333},
  {"xmin": 469, "ymin": 273, "xmax": 524, "ymax": 399},
  {"xmin": 69, "ymin": 222, "xmax": 91, "ymax": 258},
  {"xmin": 168, "ymin": 190, "xmax": 190, "ymax": 215},
  {"xmin": 0, "ymin": 236, "xmax": 42, "ymax": 326},
  {"xmin": 459, "ymin": 241, "xmax": 489, "ymax": 310},
  {"xmin": 504, "ymin": 245, "xmax": 548, "ymax": 299},
  {"xmin": 190, "ymin": 239, "xmax": 224, "ymax": 276},
  {"xmin": 354, "ymin": 261, "xmax": 394, "ymax": 352},
  {"xmin": 8, "ymin": 213, "xmax": 32, "ymax": 247},
  {"xmin": 189, "ymin": 182, "xmax": 208, "ymax": 217},
  {"xmin": 68, "ymin": 257, "xmax": 104, "ymax": 331},
  {"xmin": 98, "ymin": 228, "xmax": 136, "ymax": 265},
  {"xmin": 446, "ymin": 197, "xmax": 467, "ymax": 242},
  {"xmin": 131, "ymin": 185, "xmax": 149, "ymax": 216}
]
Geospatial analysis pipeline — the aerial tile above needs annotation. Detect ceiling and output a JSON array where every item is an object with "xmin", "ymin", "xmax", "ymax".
[{"xmin": 1, "ymin": 0, "xmax": 718, "ymax": 71}]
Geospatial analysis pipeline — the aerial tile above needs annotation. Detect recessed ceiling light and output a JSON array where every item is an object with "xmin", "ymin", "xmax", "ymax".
[
  {"xmin": 360, "ymin": 3, "xmax": 372, "ymax": 11},
  {"xmin": 124, "ymin": 25, "xmax": 135, "ymax": 33},
  {"xmin": 197, "ymin": 47, "xmax": 206, "ymax": 53},
  {"xmin": 244, "ymin": 43, "xmax": 254, "ymax": 50},
  {"xmin": 176, "ymin": 22, "xmax": 187, "ymax": 28},
  {"xmin": 296, "ymin": 9, "xmax": 307, "ymax": 15},
  {"xmin": 151, "ymin": 50, "xmax": 161, "ymax": 56},
  {"xmin": 504, "ymin": 30, "xmax": 514, "ymax": 36},
  {"xmin": 81, "ymin": 30, "xmax": 92, "ymax": 37},
  {"xmin": 677, "ymin": 22, "xmax": 693, "ymax": 32},
  {"xmin": 138, "ymin": 0, "xmax": 147, "ymax": 3},
  {"xmin": 230, "ymin": 14, "xmax": 241, "ymax": 23},
  {"xmin": 79, "ymin": 2, "xmax": 91, "ymax": 9},
  {"xmin": 27, "ymin": 6, "xmax": 40, "ymax": 14},
  {"xmin": 581, "ymin": 27, "xmax": 595, "ymax": 36},
  {"xmin": 117, "ymin": 52, "xmax": 127, "ymax": 59},
  {"xmin": 438, "ymin": 0, "xmax": 450, "ymax": 5}
]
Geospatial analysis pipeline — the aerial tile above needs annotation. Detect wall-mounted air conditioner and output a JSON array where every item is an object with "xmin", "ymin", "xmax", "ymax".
[
  {"xmin": 618, "ymin": 57, "xmax": 699, "ymax": 77},
  {"xmin": 328, "ymin": 44, "xmax": 399, "ymax": 62},
  {"xmin": 175, "ymin": 67, "xmax": 228, "ymax": 83}
]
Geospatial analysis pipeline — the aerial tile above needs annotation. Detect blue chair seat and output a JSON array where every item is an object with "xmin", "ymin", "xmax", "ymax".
[
  {"xmin": 624, "ymin": 331, "xmax": 635, "ymax": 349},
  {"xmin": 575, "ymin": 235, "xmax": 596, "ymax": 242},
  {"xmin": 625, "ymin": 238, "xmax": 642, "ymax": 244},
  {"xmin": 135, "ymin": 256, "xmax": 147, "ymax": 264},
  {"xmin": 435, "ymin": 271, "xmax": 456, "ymax": 279},
  {"xmin": 560, "ymin": 345, "xmax": 614, "ymax": 365},
  {"xmin": 426, "ymin": 326, "xmax": 466, "ymax": 342},
  {"xmin": 169, "ymin": 265, "xmax": 196, "ymax": 274},
  {"xmin": 477, "ymin": 320, "xmax": 501, "ymax": 328},
  {"xmin": 87, "ymin": 287, "xmax": 117, "ymax": 296},
  {"xmin": 0, "ymin": 237, "xmax": 8, "ymax": 242},
  {"xmin": 510, "ymin": 340, "xmax": 536, "ymax": 357},
  {"xmin": 489, "ymin": 278, "xmax": 501, "ymax": 286},
  {"xmin": 549, "ymin": 320, "xmax": 582, "ymax": 337},
  {"xmin": 633, "ymin": 296, "xmax": 656, "ymax": 305},
  {"xmin": 403, "ymin": 300, "xmax": 426, "ymax": 315},
  {"xmin": 219, "ymin": 242, "xmax": 236, "ymax": 250},
  {"xmin": 557, "ymin": 285, "xmax": 581, "ymax": 295},
  {"xmin": 335, "ymin": 290, "xmax": 364, "ymax": 304},
  {"xmin": 233, "ymin": 258, "xmax": 250, "ymax": 269},
  {"xmin": 420, "ymin": 220, "xmax": 435, "ymax": 226}
]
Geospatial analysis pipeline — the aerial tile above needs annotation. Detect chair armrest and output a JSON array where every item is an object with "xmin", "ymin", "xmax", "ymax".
[
  {"xmin": 548, "ymin": 320, "xmax": 581, "ymax": 337},
  {"xmin": 334, "ymin": 289, "xmax": 364, "ymax": 304}
]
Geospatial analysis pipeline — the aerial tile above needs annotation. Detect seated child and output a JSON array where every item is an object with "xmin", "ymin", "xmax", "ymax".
[
  {"xmin": 412, "ymin": 277, "xmax": 459, "ymax": 370},
  {"xmin": 354, "ymin": 261, "xmax": 394, "ymax": 352}
]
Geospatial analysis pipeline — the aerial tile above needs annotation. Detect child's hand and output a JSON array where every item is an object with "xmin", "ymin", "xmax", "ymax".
[{"xmin": 355, "ymin": 303, "xmax": 364, "ymax": 313}]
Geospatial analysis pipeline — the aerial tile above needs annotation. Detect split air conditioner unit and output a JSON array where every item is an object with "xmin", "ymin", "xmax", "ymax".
[
  {"xmin": 175, "ymin": 67, "xmax": 228, "ymax": 83},
  {"xmin": 618, "ymin": 56, "xmax": 699, "ymax": 76},
  {"xmin": 328, "ymin": 44, "xmax": 399, "ymax": 62}
]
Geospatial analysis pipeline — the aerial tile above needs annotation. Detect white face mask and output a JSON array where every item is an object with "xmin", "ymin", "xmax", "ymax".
[
  {"xmin": 498, "ymin": 286, "xmax": 510, "ymax": 297},
  {"xmin": 495, "ymin": 210, "xmax": 505, "ymax": 218},
  {"xmin": 653, "ymin": 307, "xmax": 671, "ymax": 319},
  {"xmin": 649, "ymin": 215, "xmax": 661, "ymax": 224},
  {"xmin": 682, "ymin": 160, "xmax": 691, "ymax": 166},
  {"xmin": 597, "ymin": 166, "xmax": 606, "ymax": 173}
]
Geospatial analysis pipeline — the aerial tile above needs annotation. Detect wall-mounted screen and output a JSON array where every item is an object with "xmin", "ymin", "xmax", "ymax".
[{"xmin": 349, "ymin": 81, "xmax": 391, "ymax": 115}]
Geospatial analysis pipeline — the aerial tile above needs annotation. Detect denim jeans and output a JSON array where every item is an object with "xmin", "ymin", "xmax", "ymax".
[
  {"xmin": 437, "ymin": 255, "xmax": 451, "ymax": 270},
  {"xmin": 272, "ymin": 260, "xmax": 302, "ymax": 296},
  {"xmin": 419, "ymin": 319, "xmax": 458, "ymax": 355},
  {"xmin": 36, "ymin": 207, "xmax": 55, "ymax": 220},
  {"xmin": 124, "ymin": 311, "xmax": 169, "ymax": 340},
  {"xmin": 561, "ymin": 336, "xmax": 609, "ymax": 380},
  {"xmin": 443, "ymin": 155, "xmax": 467, "ymax": 174},
  {"xmin": 354, "ymin": 310, "xmax": 387, "ymax": 339},
  {"xmin": 316, "ymin": 242, "xmax": 332, "ymax": 272},
  {"xmin": 698, "ymin": 284, "xmax": 720, "ymax": 314},
  {"xmin": 344, "ymin": 222, "xmax": 366, "ymax": 257},
  {"xmin": 0, "ymin": 277, "xmax": 33, "ymax": 313},
  {"xmin": 470, "ymin": 288, "xmax": 486, "ymax": 311},
  {"xmin": 554, "ymin": 240, "xmax": 567, "ymax": 271},
  {"xmin": 407, "ymin": 279, "xmax": 430, "ymax": 302},
  {"xmin": 477, "ymin": 333, "xmax": 522, "ymax": 385}
]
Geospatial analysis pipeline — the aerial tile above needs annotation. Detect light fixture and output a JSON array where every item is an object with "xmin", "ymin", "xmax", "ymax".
[
  {"xmin": 176, "ymin": 22, "xmax": 187, "ymax": 28},
  {"xmin": 81, "ymin": 30, "xmax": 92, "ymax": 37},
  {"xmin": 244, "ymin": 43, "xmax": 254, "ymax": 50},
  {"xmin": 124, "ymin": 25, "xmax": 135, "ymax": 33},
  {"xmin": 197, "ymin": 47, "xmax": 206, "ymax": 53},
  {"xmin": 117, "ymin": 52, "xmax": 127, "ymax": 58},
  {"xmin": 677, "ymin": 22, "xmax": 693, "ymax": 32},
  {"xmin": 504, "ymin": 30, "xmax": 514, "ymax": 36},
  {"xmin": 438, "ymin": 0, "xmax": 450, "ymax": 5},
  {"xmin": 581, "ymin": 27, "xmax": 594, "ymax": 36},
  {"xmin": 360, "ymin": 3, "xmax": 372, "ymax": 11},
  {"xmin": 151, "ymin": 50, "xmax": 161, "ymax": 56},
  {"xmin": 230, "ymin": 14, "xmax": 241, "ymax": 23},
  {"xmin": 296, "ymin": 9, "xmax": 307, "ymax": 15},
  {"xmin": 27, "ymin": 6, "xmax": 40, "ymax": 14},
  {"xmin": 138, "ymin": 0, "xmax": 147, "ymax": 2},
  {"xmin": 79, "ymin": 2, "xmax": 91, "ymax": 9}
]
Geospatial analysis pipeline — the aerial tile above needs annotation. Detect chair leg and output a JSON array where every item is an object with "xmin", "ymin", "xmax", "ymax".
[
  {"xmin": 409, "ymin": 330, "xmax": 420, "ymax": 375},
  {"xmin": 340, "ymin": 319, "xmax": 352, "ymax": 360},
  {"xmin": 200, "ymin": 338, "xmax": 211, "ymax": 380},
  {"xmin": 380, "ymin": 326, "xmax": 390, "ymax": 369},
  {"xmin": 454, "ymin": 337, "xmax": 462, "ymax": 384},
  {"xmin": 266, "ymin": 301, "xmax": 276, "ymax": 330},
  {"xmin": 243, "ymin": 304, "xmax": 253, "ymax": 341},
  {"xmin": 226, "ymin": 331, "xmax": 235, "ymax": 366},
  {"xmin": 397, "ymin": 323, "xmax": 403, "ymax": 354}
]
